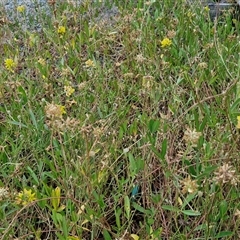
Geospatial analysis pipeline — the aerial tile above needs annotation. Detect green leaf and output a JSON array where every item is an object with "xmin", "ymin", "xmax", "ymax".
[
  {"xmin": 29, "ymin": 108, "xmax": 38, "ymax": 128},
  {"xmin": 18, "ymin": 86, "xmax": 28, "ymax": 104},
  {"xmin": 148, "ymin": 119, "xmax": 160, "ymax": 133},
  {"xmin": 197, "ymin": 165, "xmax": 218, "ymax": 180},
  {"xmin": 103, "ymin": 229, "xmax": 112, "ymax": 240},
  {"xmin": 7, "ymin": 120, "xmax": 27, "ymax": 128},
  {"xmin": 181, "ymin": 193, "xmax": 196, "ymax": 209},
  {"xmin": 215, "ymin": 231, "xmax": 233, "ymax": 238},
  {"xmin": 27, "ymin": 166, "xmax": 39, "ymax": 185},
  {"xmin": 162, "ymin": 205, "xmax": 180, "ymax": 212},
  {"xmin": 51, "ymin": 209, "xmax": 59, "ymax": 225},
  {"xmin": 150, "ymin": 143, "xmax": 167, "ymax": 164},
  {"xmin": 199, "ymin": 115, "xmax": 208, "ymax": 131},
  {"xmin": 135, "ymin": 158, "xmax": 144, "ymax": 173},
  {"xmin": 193, "ymin": 223, "xmax": 207, "ymax": 231},
  {"xmin": 128, "ymin": 153, "xmax": 137, "ymax": 176},
  {"xmin": 55, "ymin": 233, "xmax": 65, "ymax": 240},
  {"xmin": 38, "ymin": 197, "xmax": 47, "ymax": 209},
  {"xmin": 115, "ymin": 207, "xmax": 122, "ymax": 229},
  {"xmin": 61, "ymin": 216, "xmax": 68, "ymax": 238},
  {"xmin": 231, "ymin": 98, "xmax": 240, "ymax": 112},
  {"xmin": 124, "ymin": 196, "xmax": 131, "ymax": 220},
  {"xmin": 132, "ymin": 202, "xmax": 152, "ymax": 215},
  {"xmin": 56, "ymin": 212, "xmax": 63, "ymax": 223},
  {"xmin": 219, "ymin": 200, "xmax": 228, "ymax": 218},
  {"xmin": 93, "ymin": 191, "xmax": 105, "ymax": 208},
  {"xmin": 132, "ymin": 201, "xmax": 147, "ymax": 214},
  {"xmin": 181, "ymin": 210, "xmax": 201, "ymax": 216},
  {"xmin": 235, "ymin": 81, "xmax": 240, "ymax": 100},
  {"xmin": 151, "ymin": 227, "xmax": 163, "ymax": 238},
  {"xmin": 160, "ymin": 139, "xmax": 167, "ymax": 160}
]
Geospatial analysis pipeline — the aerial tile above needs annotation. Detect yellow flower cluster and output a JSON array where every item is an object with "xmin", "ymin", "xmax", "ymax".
[
  {"xmin": 38, "ymin": 58, "xmax": 46, "ymax": 66},
  {"xmin": 15, "ymin": 188, "xmax": 36, "ymax": 206},
  {"xmin": 64, "ymin": 85, "xmax": 75, "ymax": 97},
  {"xmin": 4, "ymin": 58, "xmax": 17, "ymax": 72},
  {"xmin": 160, "ymin": 37, "xmax": 172, "ymax": 48},
  {"xmin": 85, "ymin": 59, "xmax": 95, "ymax": 67},
  {"xmin": 204, "ymin": 6, "xmax": 210, "ymax": 12},
  {"xmin": 17, "ymin": 5, "xmax": 25, "ymax": 13},
  {"xmin": 58, "ymin": 26, "xmax": 66, "ymax": 35}
]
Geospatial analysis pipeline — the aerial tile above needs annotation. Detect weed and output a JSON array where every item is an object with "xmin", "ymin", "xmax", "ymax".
[{"xmin": 0, "ymin": 0, "xmax": 240, "ymax": 239}]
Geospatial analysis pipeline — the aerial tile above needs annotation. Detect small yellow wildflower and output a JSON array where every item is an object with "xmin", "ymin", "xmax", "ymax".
[
  {"xmin": 130, "ymin": 234, "xmax": 139, "ymax": 240},
  {"xmin": 85, "ymin": 59, "xmax": 95, "ymax": 67},
  {"xmin": 204, "ymin": 6, "xmax": 210, "ymax": 12},
  {"xmin": 59, "ymin": 105, "xmax": 66, "ymax": 115},
  {"xmin": 187, "ymin": 11, "xmax": 195, "ymax": 19},
  {"xmin": 160, "ymin": 37, "xmax": 172, "ymax": 48},
  {"xmin": 64, "ymin": 85, "xmax": 75, "ymax": 97},
  {"xmin": 15, "ymin": 188, "xmax": 36, "ymax": 206},
  {"xmin": 4, "ymin": 58, "xmax": 16, "ymax": 71},
  {"xmin": 17, "ymin": 5, "xmax": 25, "ymax": 13},
  {"xmin": 236, "ymin": 116, "xmax": 240, "ymax": 129},
  {"xmin": 38, "ymin": 58, "xmax": 46, "ymax": 66},
  {"xmin": 58, "ymin": 26, "xmax": 66, "ymax": 35}
]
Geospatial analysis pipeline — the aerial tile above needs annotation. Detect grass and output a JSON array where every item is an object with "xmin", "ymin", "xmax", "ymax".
[{"xmin": 0, "ymin": 0, "xmax": 240, "ymax": 239}]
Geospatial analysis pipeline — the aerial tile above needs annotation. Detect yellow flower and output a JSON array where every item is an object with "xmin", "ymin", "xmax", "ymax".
[
  {"xmin": 58, "ymin": 26, "xmax": 66, "ymax": 35},
  {"xmin": 130, "ymin": 234, "xmax": 139, "ymax": 240},
  {"xmin": 64, "ymin": 85, "xmax": 75, "ymax": 97},
  {"xmin": 204, "ymin": 6, "xmax": 210, "ymax": 12},
  {"xmin": 85, "ymin": 59, "xmax": 95, "ymax": 67},
  {"xmin": 15, "ymin": 188, "xmax": 36, "ymax": 206},
  {"xmin": 160, "ymin": 37, "xmax": 172, "ymax": 48},
  {"xmin": 236, "ymin": 116, "xmax": 240, "ymax": 129},
  {"xmin": 59, "ymin": 105, "xmax": 66, "ymax": 115},
  {"xmin": 38, "ymin": 58, "xmax": 46, "ymax": 65},
  {"xmin": 187, "ymin": 11, "xmax": 195, "ymax": 19},
  {"xmin": 4, "ymin": 58, "xmax": 17, "ymax": 71},
  {"xmin": 17, "ymin": 5, "xmax": 25, "ymax": 13}
]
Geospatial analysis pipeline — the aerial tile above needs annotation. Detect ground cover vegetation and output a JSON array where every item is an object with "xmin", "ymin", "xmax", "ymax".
[{"xmin": 0, "ymin": 0, "xmax": 240, "ymax": 239}]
